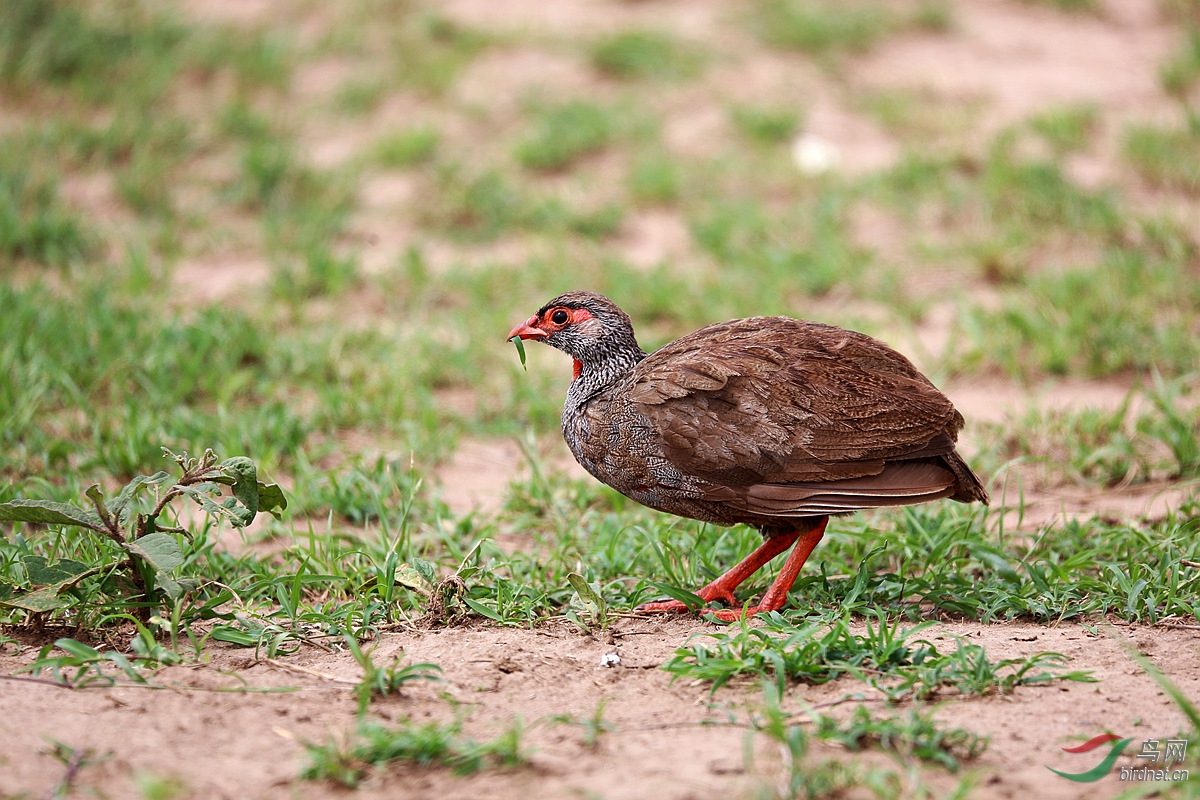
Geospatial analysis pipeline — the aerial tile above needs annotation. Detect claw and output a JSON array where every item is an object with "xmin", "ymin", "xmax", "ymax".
[
  {"xmin": 636, "ymin": 584, "xmax": 739, "ymax": 614},
  {"xmin": 703, "ymin": 605, "xmax": 771, "ymax": 622},
  {"xmin": 705, "ymin": 587, "xmax": 738, "ymax": 607},
  {"xmin": 636, "ymin": 599, "xmax": 694, "ymax": 614},
  {"xmin": 635, "ymin": 600, "xmax": 778, "ymax": 621}
]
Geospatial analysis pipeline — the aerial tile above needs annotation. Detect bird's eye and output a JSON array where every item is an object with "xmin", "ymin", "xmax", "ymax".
[{"xmin": 551, "ymin": 309, "xmax": 569, "ymax": 325}]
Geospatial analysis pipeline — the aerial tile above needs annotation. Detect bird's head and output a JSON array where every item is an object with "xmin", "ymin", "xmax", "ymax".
[{"xmin": 508, "ymin": 291, "xmax": 644, "ymax": 380}]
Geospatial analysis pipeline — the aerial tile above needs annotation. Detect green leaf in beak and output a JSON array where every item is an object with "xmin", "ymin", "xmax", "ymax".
[{"xmin": 510, "ymin": 335, "xmax": 527, "ymax": 370}]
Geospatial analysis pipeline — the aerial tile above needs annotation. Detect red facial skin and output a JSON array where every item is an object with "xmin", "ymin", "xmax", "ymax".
[{"xmin": 507, "ymin": 306, "xmax": 595, "ymax": 381}]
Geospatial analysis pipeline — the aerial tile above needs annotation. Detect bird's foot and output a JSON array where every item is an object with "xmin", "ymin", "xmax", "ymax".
[
  {"xmin": 635, "ymin": 601, "xmax": 780, "ymax": 621},
  {"xmin": 701, "ymin": 605, "xmax": 773, "ymax": 622},
  {"xmin": 635, "ymin": 599, "xmax": 694, "ymax": 613},
  {"xmin": 637, "ymin": 586, "xmax": 739, "ymax": 614}
]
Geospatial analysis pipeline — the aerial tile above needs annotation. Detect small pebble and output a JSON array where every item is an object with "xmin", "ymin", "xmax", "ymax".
[{"xmin": 791, "ymin": 133, "xmax": 840, "ymax": 175}]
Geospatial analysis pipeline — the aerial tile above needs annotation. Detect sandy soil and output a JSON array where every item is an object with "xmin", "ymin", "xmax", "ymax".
[{"xmin": 2, "ymin": 618, "xmax": 1196, "ymax": 799}]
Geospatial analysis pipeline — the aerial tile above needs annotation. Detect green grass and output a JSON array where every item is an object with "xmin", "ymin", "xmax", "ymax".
[
  {"xmin": 302, "ymin": 715, "xmax": 527, "ymax": 787},
  {"xmin": 731, "ymin": 104, "xmax": 804, "ymax": 144},
  {"xmin": 315, "ymin": 10, "xmax": 489, "ymax": 97},
  {"xmin": 981, "ymin": 133, "xmax": 1121, "ymax": 233},
  {"xmin": 1162, "ymin": 29, "xmax": 1200, "ymax": 98},
  {"xmin": 865, "ymin": 129, "xmax": 1200, "ymax": 378},
  {"xmin": 371, "ymin": 126, "xmax": 440, "ymax": 168},
  {"xmin": 0, "ymin": 279, "xmax": 317, "ymax": 480},
  {"xmin": 334, "ymin": 78, "xmax": 388, "ymax": 115},
  {"xmin": 0, "ymin": 0, "xmax": 289, "ymax": 105},
  {"xmin": 31, "ymin": 438, "xmax": 1194, "ymax": 653},
  {"xmin": 689, "ymin": 194, "xmax": 871, "ymax": 300},
  {"xmin": 390, "ymin": 13, "xmax": 490, "ymax": 95},
  {"xmin": 515, "ymin": 100, "xmax": 616, "ymax": 172},
  {"xmin": 628, "ymin": 149, "xmax": 682, "ymax": 206},
  {"xmin": 747, "ymin": 683, "xmax": 983, "ymax": 796},
  {"xmin": 0, "ymin": 0, "xmax": 186, "ymax": 104},
  {"xmin": 270, "ymin": 245, "xmax": 361, "ymax": 302},
  {"xmin": 1124, "ymin": 122, "xmax": 1200, "ymax": 193},
  {"xmin": 590, "ymin": 30, "xmax": 704, "ymax": 81},
  {"xmin": 1021, "ymin": 0, "xmax": 1101, "ymax": 13},
  {"xmin": 662, "ymin": 610, "xmax": 1093, "ymax": 694},
  {"xmin": 874, "ymin": 132, "xmax": 1123, "ymax": 242},
  {"xmin": 426, "ymin": 167, "xmax": 626, "ymax": 243},
  {"xmin": 986, "ymin": 375, "xmax": 1200, "ymax": 485},
  {"xmin": 0, "ymin": 144, "xmax": 94, "ymax": 266},
  {"xmin": 1028, "ymin": 103, "xmax": 1100, "ymax": 154},
  {"xmin": 814, "ymin": 705, "xmax": 988, "ymax": 772},
  {"xmin": 751, "ymin": 0, "xmax": 894, "ymax": 56},
  {"xmin": 913, "ymin": 1, "xmax": 955, "ymax": 32},
  {"xmin": 954, "ymin": 246, "xmax": 1200, "ymax": 377}
]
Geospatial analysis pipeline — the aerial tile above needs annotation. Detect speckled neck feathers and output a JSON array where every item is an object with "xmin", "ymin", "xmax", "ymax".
[{"xmin": 534, "ymin": 291, "xmax": 648, "ymax": 409}]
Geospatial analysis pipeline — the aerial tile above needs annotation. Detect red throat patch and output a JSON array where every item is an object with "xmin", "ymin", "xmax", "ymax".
[{"xmin": 572, "ymin": 358, "xmax": 583, "ymax": 381}]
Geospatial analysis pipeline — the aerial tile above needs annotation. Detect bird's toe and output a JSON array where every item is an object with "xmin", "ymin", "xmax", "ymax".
[
  {"xmin": 636, "ymin": 599, "xmax": 695, "ymax": 614},
  {"xmin": 705, "ymin": 605, "xmax": 768, "ymax": 622}
]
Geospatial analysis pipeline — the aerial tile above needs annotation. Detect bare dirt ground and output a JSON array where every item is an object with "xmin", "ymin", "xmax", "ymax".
[
  {"xmin": 4, "ymin": 1, "xmax": 1200, "ymax": 798},
  {"xmin": 2, "ymin": 619, "xmax": 1197, "ymax": 800}
]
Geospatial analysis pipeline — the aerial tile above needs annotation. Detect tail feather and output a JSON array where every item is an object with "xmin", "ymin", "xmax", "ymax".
[
  {"xmin": 711, "ymin": 461, "xmax": 961, "ymax": 518},
  {"xmin": 940, "ymin": 451, "xmax": 989, "ymax": 504}
]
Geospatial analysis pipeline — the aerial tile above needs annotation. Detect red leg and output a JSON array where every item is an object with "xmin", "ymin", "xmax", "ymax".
[
  {"xmin": 638, "ymin": 530, "xmax": 801, "ymax": 613},
  {"xmin": 707, "ymin": 517, "xmax": 828, "ymax": 621}
]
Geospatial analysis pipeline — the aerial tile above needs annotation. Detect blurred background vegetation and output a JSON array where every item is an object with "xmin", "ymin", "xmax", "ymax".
[
  {"xmin": 1, "ymin": 0, "xmax": 1199, "ymax": 628},
  {"xmin": 3, "ymin": 0, "xmax": 1198, "ymax": 494}
]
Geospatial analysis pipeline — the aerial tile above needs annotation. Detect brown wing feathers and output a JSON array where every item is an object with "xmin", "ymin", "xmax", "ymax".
[
  {"xmin": 702, "ymin": 461, "xmax": 958, "ymax": 517},
  {"xmin": 627, "ymin": 316, "xmax": 987, "ymax": 511}
]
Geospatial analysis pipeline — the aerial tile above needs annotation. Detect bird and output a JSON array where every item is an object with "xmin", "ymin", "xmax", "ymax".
[{"xmin": 508, "ymin": 291, "xmax": 988, "ymax": 621}]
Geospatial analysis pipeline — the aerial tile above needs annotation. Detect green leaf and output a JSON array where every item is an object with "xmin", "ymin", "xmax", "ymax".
[
  {"xmin": 0, "ymin": 563, "xmax": 102, "ymax": 612},
  {"xmin": 395, "ymin": 563, "xmax": 432, "ymax": 596},
  {"xmin": 210, "ymin": 626, "xmax": 259, "ymax": 646},
  {"xmin": 176, "ymin": 577, "xmax": 201, "ymax": 594},
  {"xmin": 22, "ymin": 556, "xmax": 91, "ymax": 585},
  {"xmin": 510, "ymin": 335, "xmax": 527, "ymax": 370},
  {"xmin": 55, "ymin": 638, "xmax": 102, "ymax": 661},
  {"xmin": 0, "ymin": 500, "xmax": 105, "ymax": 532},
  {"xmin": 109, "ymin": 472, "xmax": 172, "ymax": 520},
  {"xmin": 104, "ymin": 651, "xmax": 148, "ymax": 683},
  {"xmin": 564, "ymin": 609, "xmax": 590, "ymax": 633},
  {"xmin": 257, "ymin": 481, "xmax": 287, "ymax": 520},
  {"xmin": 221, "ymin": 457, "xmax": 259, "ymax": 509},
  {"xmin": 411, "ymin": 556, "xmax": 437, "ymax": 585},
  {"xmin": 648, "ymin": 581, "xmax": 707, "ymax": 611},
  {"xmin": 85, "ymin": 484, "xmax": 112, "ymax": 528},
  {"xmin": 155, "ymin": 573, "xmax": 184, "ymax": 599},
  {"xmin": 463, "ymin": 597, "xmax": 503, "ymax": 621},
  {"xmin": 0, "ymin": 556, "xmax": 102, "ymax": 612},
  {"xmin": 454, "ymin": 539, "xmax": 486, "ymax": 578},
  {"xmin": 176, "ymin": 484, "xmax": 243, "ymax": 527},
  {"xmin": 124, "ymin": 532, "xmax": 184, "ymax": 573},
  {"xmin": 0, "ymin": 586, "xmax": 73, "ymax": 612},
  {"xmin": 219, "ymin": 498, "xmax": 254, "ymax": 527},
  {"xmin": 567, "ymin": 572, "xmax": 607, "ymax": 617}
]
